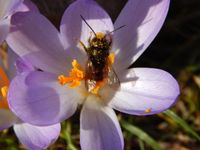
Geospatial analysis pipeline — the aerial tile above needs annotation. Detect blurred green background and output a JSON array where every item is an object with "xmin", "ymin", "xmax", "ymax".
[{"xmin": 0, "ymin": 0, "xmax": 200, "ymax": 149}]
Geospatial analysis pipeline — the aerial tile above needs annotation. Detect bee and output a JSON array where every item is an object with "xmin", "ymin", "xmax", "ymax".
[{"xmin": 80, "ymin": 15, "xmax": 124, "ymax": 93}]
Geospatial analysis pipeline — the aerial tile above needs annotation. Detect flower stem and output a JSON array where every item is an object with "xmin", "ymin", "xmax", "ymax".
[{"xmin": 61, "ymin": 121, "xmax": 77, "ymax": 150}]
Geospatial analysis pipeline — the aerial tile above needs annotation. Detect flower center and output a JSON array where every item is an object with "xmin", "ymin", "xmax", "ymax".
[
  {"xmin": 57, "ymin": 53, "xmax": 116, "ymax": 95},
  {"xmin": 0, "ymin": 67, "xmax": 9, "ymax": 109}
]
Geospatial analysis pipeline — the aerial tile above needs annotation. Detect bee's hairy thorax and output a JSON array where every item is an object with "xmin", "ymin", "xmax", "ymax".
[{"xmin": 86, "ymin": 33, "xmax": 112, "ymax": 81}]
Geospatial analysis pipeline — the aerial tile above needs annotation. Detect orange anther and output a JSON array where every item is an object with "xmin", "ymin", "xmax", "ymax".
[{"xmin": 58, "ymin": 60, "xmax": 84, "ymax": 88}]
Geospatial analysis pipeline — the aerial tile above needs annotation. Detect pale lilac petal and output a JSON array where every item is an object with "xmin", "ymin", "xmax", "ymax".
[
  {"xmin": 109, "ymin": 68, "xmax": 179, "ymax": 115},
  {"xmin": 80, "ymin": 97, "xmax": 124, "ymax": 150},
  {"xmin": 6, "ymin": 12, "xmax": 70, "ymax": 74},
  {"xmin": 13, "ymin": 122, "xmax": 60, "ymax": 149},
  {"xmin": 7, "ymin": 48, "xmax": 34, "ymax": 77},
  {"xmin": 0, "ymin": 109, "xmax": 17, "ymax": 130},
  {"xmin": 113, "ymin": 0, "xmax": 170, "ymax": 72},
  {"xmin": 8, "ymin": 71, "xmax": 83, "ymax": 125},
  {"xmin": 7, "ymin": 51, "xmax": 34, "ymax": 79},
  {"xmin": 15, "ymin": 0, "xmax": 39, "ymax": 13},
  {"xmin": 0, "ymin": 0, "xmax": 35, "ymax": 45},
  {"xmin": 15, "ymin": 57, "xmax": 35, "ymax": 74},
  {"xmin": 0, "ymin": 17, "xmax": 10, "ymax": 44},
  {"xmin": 0, "ymin": 0, "xmax": 23, "ymax": 19},
  {"xmin": 60, "ymin": 0, "xmax": 114, "ymax": 63},
  {"xmin": 7, "ymin": 48, "xmax": 34, "ymax": 79},
  {"xmin": 7, "ymin": 49, "xmax": 18, "ymax": 78}
]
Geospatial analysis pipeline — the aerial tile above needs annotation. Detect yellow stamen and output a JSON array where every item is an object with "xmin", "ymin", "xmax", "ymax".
[
  {"xmin": 58, "ymin": 59, "xmax": 84, "ymax": 88},
  {"xmin": 58, "ymin": 53, "xmax": 116, "ymax": 95},
  {"xmin": 1, "ymin": 86, "xmax": 8, "ymax": 98}
]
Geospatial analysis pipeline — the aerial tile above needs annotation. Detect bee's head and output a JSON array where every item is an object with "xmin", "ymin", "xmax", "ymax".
[{"xmin": 90, "ymin": 32, "xmax": 112, "ymax": 49}]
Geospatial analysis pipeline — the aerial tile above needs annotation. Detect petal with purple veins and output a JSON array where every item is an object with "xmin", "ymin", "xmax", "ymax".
[
  {"xmin": 109, "ymin": 68, "xmax": 180, "ymax": 115},
  {"xmin": 60, "ymin": 0, "xmax": 114, "ymax": 63},
  {"xmin": 15, "ymin": 0, "xmax": 39, "ymax": 13},
  {"xmin": 13, "ymin": 122, "xmax": 60, "ymax": 149},
  {"xmin": 6, "ymin": 12, "xmax": 71, "ymax": 74},
  {"xmin": 80, "ymin": 96, "xmax": 124, "ymax": 150},
  {"xmin": 8, "ymin": 71, "xmax": 83, "ymax": 126},
  {"xmin": 113, "ymin": 0, "xmax": 170, "ymax": 73}
]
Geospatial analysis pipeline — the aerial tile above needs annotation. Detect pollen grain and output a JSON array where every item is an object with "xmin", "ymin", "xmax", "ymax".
[{"xmin": 145, "ymin": 108, "xmax": 152, "ymax": 113}]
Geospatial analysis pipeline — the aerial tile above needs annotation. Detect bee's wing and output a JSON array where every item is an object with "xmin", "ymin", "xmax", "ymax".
[{"xmin": 107, "ymin": 66, "xmax": 120, "ymax": 90}]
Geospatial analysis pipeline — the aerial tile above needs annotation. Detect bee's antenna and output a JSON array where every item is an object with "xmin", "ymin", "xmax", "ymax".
[
  {"xmin": 80, "ymin": 15, "xmax": 97, "ymax": 36},
  {"xmin": 109, "ymin": 25, "xmax": 126, "ymax": 34}
]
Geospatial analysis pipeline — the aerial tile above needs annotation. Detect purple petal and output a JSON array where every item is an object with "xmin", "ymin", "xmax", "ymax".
[
  {"xmin": 0, "ymin": 0, "xmax": 23, "ymax": 19},
  {"xmin": 13, "ymin": 122, "xmax": 60, "ymax": 149},
  {"xmin": 7, "ymin": 48, "xmax": 34, "ymax": 79},
  {"xmin": 0, "ymin": 109, "xmax": 17, "ymax": 130},
  {"xmin": 16, "ymin": 0, "xmax": 39, "ymax": 13},
  {"xmin": 113, "ymin": 0, "xmax": 170, "ymax": 72},
  {"xmin": 7, "ymin": 49, "xmax": 18, "ymax": 79},
  {"xmin": 60, "ymin": 0, "xmax": 114, "ymax": 63},
  {"xmin": 109, "ymin": 68, "xmax": 179, "ymax": 115},
  {"xmin": 80, "ymin": 97, "xmax": 124, "ymax": 150},
  {"xmin": 8, "ymin": 71, "xmax": 82, "ymax": 125},
  {"xmin": 0, "ymin": 0, "xmax": 36, "ymax": 45},
  {"xmin": 6, "ymin": 12, "xmax": 70, "ymax": 74},
  {"xmin": 15, "ymin": 57, "xmax": 35, "ymax": 74},
  {"xmin": 0, "ymin": 17, "xmax": 10, "ymax": 44}
]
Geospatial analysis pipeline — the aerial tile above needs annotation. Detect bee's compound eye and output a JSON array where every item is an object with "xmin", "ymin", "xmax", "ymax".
[{"xmin": 92, "ymin": 37, "xmax": 98, "ymax": 42}]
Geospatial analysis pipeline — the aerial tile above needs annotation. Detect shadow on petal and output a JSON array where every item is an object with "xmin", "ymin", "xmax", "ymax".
[{"xmin": 113, "ymin": 0, "xmax": 169, "ymax": 72}]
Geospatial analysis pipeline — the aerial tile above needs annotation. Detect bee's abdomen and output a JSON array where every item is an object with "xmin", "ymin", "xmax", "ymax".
[
  {"xmin": 86, "ymin": 57, "xmax": 108, "ymax": 81},
  {"xmin": 86, "ymin": 44, "xmax": 110, "ymax": 81},
  {"xmin": 91, "ymin": 69, "xmax": 104, "ymax": 81}
]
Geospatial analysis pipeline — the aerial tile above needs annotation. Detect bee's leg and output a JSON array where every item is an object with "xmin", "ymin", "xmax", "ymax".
[{"xmin": 78, "ymin": 40, "xmax": 88, "ymax": 53}]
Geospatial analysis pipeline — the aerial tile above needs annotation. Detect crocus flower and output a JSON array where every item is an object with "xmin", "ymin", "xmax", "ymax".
[
  {"xmin": 0, "ymin": 53, "xmax": 61, "ymax": 150},
  {"xmin": 0, "ymin": 0, "xmax": 38, "ymax": 45},
  {"xmin": 6, "ymin": 0, "xmax": 179, "ymax": 149}
]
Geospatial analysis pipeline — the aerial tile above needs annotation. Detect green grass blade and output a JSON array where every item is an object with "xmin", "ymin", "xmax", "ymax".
[
  {"xmin": 121, "ymin": 120, "xmax": 162, "ymax": 150},
  {"xmin": 60, "ymin": 121, "xmax": 77, "ymax": 150},
  {"xmin": 138, "ymin": 139, "xmax": 146, "ymax": 150},
  {"xmin": 163, "ymin": 110, "xmax": 200, "ymax": 141}
]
